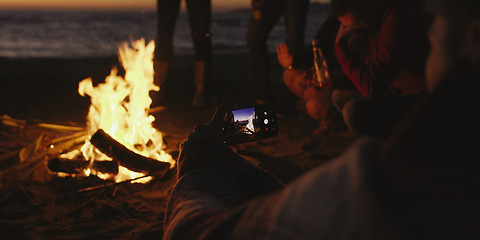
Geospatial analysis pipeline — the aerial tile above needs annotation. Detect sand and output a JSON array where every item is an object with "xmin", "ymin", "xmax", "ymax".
[{"xmin": 0, "ymin": 53, "xmax": 355, "ymax": 238}]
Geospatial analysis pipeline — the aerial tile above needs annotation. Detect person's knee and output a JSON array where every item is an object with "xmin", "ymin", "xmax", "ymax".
[
  {"xmin": 191, "ymin": 32, "xmax": 212, "ymax": 60},
  {"xmin": 306, "ymin": 100, "xmax": 322, "ymax": 120},
  {"xmin": 305, "ymin": 93, "xmax": 331, "ymax": 120}
]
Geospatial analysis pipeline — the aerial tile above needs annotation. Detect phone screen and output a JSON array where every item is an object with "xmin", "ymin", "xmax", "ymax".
[
  {"xmin": 224, "ymin": 105, "xmax": 278, "ymax": 144},
  {"xmin": 231, "ymin": 107, "xmax": 257, "ymax": 135}
]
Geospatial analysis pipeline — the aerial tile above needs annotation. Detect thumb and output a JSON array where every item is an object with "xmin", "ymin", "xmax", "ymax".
[{"xmin": 208, "ymin": 104, "xmax": 229, "ymax": 129}]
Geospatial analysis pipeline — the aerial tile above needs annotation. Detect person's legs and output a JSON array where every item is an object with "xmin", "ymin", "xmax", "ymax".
[
  {"xmin": 155, "ymin": 0, "xmax": 181, "ymax": 62},
  {"xmin": 283, "ymin": 0, "xmax": 309, "ymax": 55},
  {"xmin": 342, "ymin": 95, "xmax": 420, "ymax": 138},
  {"xmin": 186, "ymin": 0, "xmax": 212, "ymax": 63},
  {"xmin": 275, "ymin": 0, "xmax": 310, "ymax": 114},
  {"xmin": 246, "ymin": 0, "xmax": 283, "ymax": 103},
  {"xmin": 186, "ymin": 0, "xmax": 212, "ymax": 106},
  {"xmin": 153, "ymin": 0, "xmax": 181, "ymax": 105}
]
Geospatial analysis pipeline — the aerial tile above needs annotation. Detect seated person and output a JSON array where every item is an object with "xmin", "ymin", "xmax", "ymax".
[
  {"xmin": 163, "ymin": 1, "xmax": 480, "ymax": 237},
  {"xmin": 331, "ymin": 0, "xmax": 431, "ymax": 138},
  {"xmin": 276, "ymin": 16, "xmax": 357, "ymax": 134}
]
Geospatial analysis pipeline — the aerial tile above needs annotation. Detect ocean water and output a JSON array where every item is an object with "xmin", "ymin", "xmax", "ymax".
[{"xmin": 0, "ymin": 4, "xmax": 329, "ymax": 58}]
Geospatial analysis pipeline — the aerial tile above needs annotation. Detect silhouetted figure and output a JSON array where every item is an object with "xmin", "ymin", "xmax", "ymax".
[
  {"xmin": 331, "ymin": 0, "xmax": 431, "ymax": 138},
  {"xmin": 154, "ymin": 0, "xmax": 212, "ymax": 107},
  {"xmin": 246, "ymin": 0, "xmax": 310, "ymax": 104}
]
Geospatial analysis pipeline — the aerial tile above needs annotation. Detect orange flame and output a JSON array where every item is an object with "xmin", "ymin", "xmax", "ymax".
[{"xmin": 72, "ymin": 39, "xmax": 174, "ymax": 183}]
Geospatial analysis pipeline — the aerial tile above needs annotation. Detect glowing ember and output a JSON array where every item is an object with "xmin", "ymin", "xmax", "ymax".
[{"xmin": 65, "ymin": 39, "xmax": 174, "ymax": 183}]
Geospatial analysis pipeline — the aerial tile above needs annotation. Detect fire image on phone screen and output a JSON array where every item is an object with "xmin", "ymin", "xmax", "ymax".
[{"xmin": 232, "ymin": 107, "xmax": 256, "ymax": 135}]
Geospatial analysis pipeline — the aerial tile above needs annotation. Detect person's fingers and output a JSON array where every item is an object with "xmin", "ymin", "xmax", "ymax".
[{"xmin": 208, "ymin": 104, "xmax": 229, "ymax": 129}]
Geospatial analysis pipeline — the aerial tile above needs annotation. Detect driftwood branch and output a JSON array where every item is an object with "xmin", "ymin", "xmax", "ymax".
[
  {"xmin": 90, "ymin": 129, "xmax": 170, "ymax": 175},
  {"xmin": 0, "ymin": 132, "xmax": 88, "ymax": 184},
  {"xmin": 0, "ymin": 130, "xmax": 27, "ymax": 146},
  {"xmin": 0, "ymin": 115, "xmax": 84, "ymax": 131},
  {"xmin": 76, "ymin": 174, "xmax": 152, "ymax": 193}
]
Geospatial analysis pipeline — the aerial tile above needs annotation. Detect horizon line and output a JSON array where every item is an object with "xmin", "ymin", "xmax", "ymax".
[{"xmin": 0, "ymin": 2, "xmax": 329, "ymax": 12}]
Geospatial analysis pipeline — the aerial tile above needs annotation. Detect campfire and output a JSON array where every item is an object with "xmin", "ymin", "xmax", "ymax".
[
  {"xmin": 0, "ymin": 39, "xmax": 174, "ymax": 187},
  {"xmin": 61, "ymin": 39, "xmax": 175, "ymax": 183}
]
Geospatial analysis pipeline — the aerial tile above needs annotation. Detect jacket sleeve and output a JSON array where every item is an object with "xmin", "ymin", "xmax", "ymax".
[
  {"xmin": 164, "ymin": 138, "xmax": 386, "ymax": 239},
  {"xmin": 164, "ymin": 138, "xmax": 283, "ymax": 240}
]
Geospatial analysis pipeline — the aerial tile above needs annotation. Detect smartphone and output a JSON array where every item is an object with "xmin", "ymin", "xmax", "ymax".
[{"xmin": 222, "ymin": 104, "xmax": 278, "ymax": 145}]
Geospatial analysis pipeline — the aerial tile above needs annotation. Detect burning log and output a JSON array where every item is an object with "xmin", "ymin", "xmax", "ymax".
[
  {"xmin": 90, "ymin": 129, "xmax": 170, "ymax": 175},
  {"xmin": 0, "ymin": 131, "xmax": 89, "ymax": 184},
  {"xmin": 48, "ymin": 157, "xmax": 119, "ymax": 175}
]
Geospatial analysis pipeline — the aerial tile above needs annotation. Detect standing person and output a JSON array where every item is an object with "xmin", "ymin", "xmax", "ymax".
[
  {"xmin": 154, "ymin": 0, "xmax": 212, "ymax": 107},
  {"xmin": 331, "ymin": 0, "xmax": 431, "ymax": 138},
  {"xmin": 247, "ymin": 0, "xmax": 310, "ymax": 105}
]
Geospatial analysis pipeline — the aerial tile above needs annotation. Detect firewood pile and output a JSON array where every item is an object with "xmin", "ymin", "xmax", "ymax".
[{"xmin": 0, "ymin": 115, "xmax": 180, "ymax": 239}]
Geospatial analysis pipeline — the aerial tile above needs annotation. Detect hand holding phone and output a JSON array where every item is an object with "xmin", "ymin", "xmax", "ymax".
[
  {"xmin": 188, "ymin": 104, "xmax": 279, "ymax": 145},
  {"xmin": 222, "ymin": 104, "xmax": 278, "ymax": 145}
]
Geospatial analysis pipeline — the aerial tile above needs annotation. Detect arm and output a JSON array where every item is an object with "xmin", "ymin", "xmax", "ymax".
[
  {"xmin": 177, "ymin": 138, "xmax": 283, "ymax": 197},
  {"xmin": 164, "ymin": 105, "xmax": 283, "ymax": 239},
  {"xmin": 165, "ymin": 138, "xmax": 385, "ymax": 239},
  {"xmin": 335, "ymin": 7, "xmax": 405, "ymax": 97}
]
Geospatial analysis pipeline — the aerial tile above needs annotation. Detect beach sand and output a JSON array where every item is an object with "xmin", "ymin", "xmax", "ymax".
[{"xmin": 0, "ymin": 53, "xmax": 355, "ymax": 238}]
